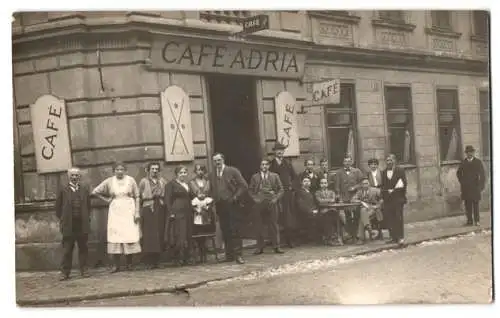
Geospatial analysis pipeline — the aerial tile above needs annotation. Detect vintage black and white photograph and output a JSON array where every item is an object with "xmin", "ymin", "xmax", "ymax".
[{"xmin": 9, "ymin": 3, "xmax": 494, "ymax": 308}]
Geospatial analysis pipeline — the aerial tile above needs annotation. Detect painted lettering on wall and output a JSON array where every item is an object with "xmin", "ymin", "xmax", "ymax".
[
  {"xmin": 30, "ymin": 95, "xmax": 72, "ymax": 173},
  {"xmin": 275, "ymin": 91, "xmax": 300, "ymax": 156},
  {"xmin": 150, "ymin": 38, "xmax": 306, "ymax": 79}
]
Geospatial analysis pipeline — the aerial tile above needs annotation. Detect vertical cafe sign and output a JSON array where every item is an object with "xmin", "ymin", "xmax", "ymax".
[
  {"xmin": 274, "ymin": 91, "xmax": 299, "ymax": 156},
  {"xmin": 30, "ymin": 95, "xmax": 72, "ymax": 173}
]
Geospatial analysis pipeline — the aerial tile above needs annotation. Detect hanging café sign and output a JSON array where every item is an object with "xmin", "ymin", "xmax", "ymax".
[{"xmin": 150, "ymin": 38, "xmax": 306, "ymax": 79}]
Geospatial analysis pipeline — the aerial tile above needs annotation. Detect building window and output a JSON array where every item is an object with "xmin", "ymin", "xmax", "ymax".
[
  {"xmin": 384, "ymin": 86, "xmax": 415, "ymax": 164},
  {"xmin": 480, "ymin": 90, "xmax": 490, "ymax": 158},
  {"xmin": 473, "ymin": 11, "xmax": 489, "ymax": 38},
  {"xmin": 379, "ymin": 10, "xmax": 405, "ymax": 23},
  {"xmin": 437, "ymin": 89, "xmax": 462, "ymax": 162},
  {"xmin": 431, "ymin": 10, "xmax": 452, "ymax": 30},
  {"xmin": 325, "ymin": 83, "xmax": 358, "ymax": 168},
  {"xmin": 200, "ymin": 11, "xmax": 251, "ymax": 25}
]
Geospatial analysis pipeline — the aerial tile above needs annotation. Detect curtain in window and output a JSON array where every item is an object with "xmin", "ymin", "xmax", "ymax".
[
  {"xmin": 403, "ymin": 129, "xmax": 411, "ymax": 163},
  {"xmin": 347, "ymin": 127, "xmax": 355, "ymax": 163},
  {"xmin": 446, "ymin": 127, "xmax": 459, "ymax": 161}
]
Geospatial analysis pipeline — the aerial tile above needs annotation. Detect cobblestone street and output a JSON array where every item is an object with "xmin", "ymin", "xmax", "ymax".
[
  {"xmin": 17, "ymin": 212, "xmax": 492, "ymax": 306},
  {"xmin": 68, "ymin": 231, "xmax": 493, "ymax": 306}
]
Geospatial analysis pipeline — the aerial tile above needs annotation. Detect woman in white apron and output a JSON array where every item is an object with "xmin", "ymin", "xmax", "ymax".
[{"xmin": 92, "ymin": 162, "xmax": 141, "ymax": 272}]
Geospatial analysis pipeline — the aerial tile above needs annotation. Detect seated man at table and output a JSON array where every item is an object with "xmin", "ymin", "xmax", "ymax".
[
  {"xmin": 295, "ymin": 176, "xmax": 320, "ymax": 244},
  {"xmin": 351, "ymin": 178, "xmax": 383, "ymax": 243},
  {"xmin": 315, "ymin": 178, "xmax": 342, "ymax": 246}
]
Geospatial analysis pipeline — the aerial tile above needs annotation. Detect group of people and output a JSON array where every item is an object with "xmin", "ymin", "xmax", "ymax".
[{"xmin": 55, "ymin": 141, "xmax": 486, "ymax": 281}]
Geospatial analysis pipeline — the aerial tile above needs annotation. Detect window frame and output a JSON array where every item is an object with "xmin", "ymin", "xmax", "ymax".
[
  {"xmin": 383, "ymin": 85, "xmax": 416, "ymax": 166},
  {"xmin": 479, "ymin": 89, "xmax": 490, "ymax": 159},
  {"xmin": 378, "ymin": 10, "xmax": 405, "ymax": 23},
  {"xmin": 431, "ymin": 10, "xmax": 453, "ymax": 31},
  {"xmin": 436, "ymin": 88, "xmax": 463, "ymax": 164},
  {"xmin": 323, "ymin": 82, "xmax": 358, "ymax": 170},
  {"xmin": 472, "ymin": 10, "xmax": 489, "ymax": 38}
]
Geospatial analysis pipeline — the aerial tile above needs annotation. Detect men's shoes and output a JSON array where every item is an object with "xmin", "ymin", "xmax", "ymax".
[
  {"xmin": 274, "ymin": 248, "xmax": 285, "ymax": 254},
  {"xmin": 474, "ymin": 222, "xmax": 480, "ymax": 226},
  {"xmin": 222, "ymin": 257, "xmax": 234, "ymax": 263},
  {"xmin": 59, "ymin": 273, "xmax": 70, "ymax": 281},
  {"xmin": 397, "ymin": 239, "xmax": 405, "ymax": 246},
  {"xmin": 385, "ymin": 239, "xmax": 396, "ymax": 244},
  {"xmin": 235, "ymin": 256, "xmax": 245, "ymax": 264},
  {"xmin": 464, "ymin": 222, "xmax": 473, "ymax": 227},
  {"xmin": 253, "ymin": 249, "xmax": 264, "ymax": 255}
]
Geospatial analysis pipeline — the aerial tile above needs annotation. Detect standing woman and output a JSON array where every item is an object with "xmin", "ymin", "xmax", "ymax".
[
  {"xmin": 138, "ymin": 162, "xmax": 167, "ymax": 269},
  {"xmin": 164, "ymin": 165, "xmax": 193, "ymax": 266},
  {"xmin": 92, "ymin": 162, "xmax": 141, "ymax": 272}
]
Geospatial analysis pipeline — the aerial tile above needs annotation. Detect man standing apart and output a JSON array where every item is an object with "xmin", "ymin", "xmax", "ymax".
[
  {"xmin": 334, "ymin": 155, "xmax": 364, "ymax": 243},
  {"xmin": 249, "ymin": 159, "xmax": 285, "ymax": 255},
  {"xmin": 210, "ymin": 153, "xmax": 249, "ymax": 264},
  {"xmin": 381, "ymin": 154, "xmax": 407, "ymax": 246},
  {"xmin": 456, "ymin": 145, "xmax": 486, "ymax": 226},
  {"xmin": 55, "ymin": 167, "xmax": 92, "ymax": 280},
  {"xmin": 269, "ymin": 142, "xmax": 297, "ymax": 248}
]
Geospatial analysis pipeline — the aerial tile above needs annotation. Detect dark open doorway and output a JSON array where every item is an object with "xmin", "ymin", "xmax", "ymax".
[{"xmin": 207, "ymin": 75, "xmax": 262, "ymax": 182}]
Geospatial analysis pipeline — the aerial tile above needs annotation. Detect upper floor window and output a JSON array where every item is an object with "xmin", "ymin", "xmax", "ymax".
[
  {"xmin": 473, "ymin": 10, "xmax": 489, "ymax": 38},
  {"xmin": 379, "ymin": 10, "xmax": 405, "ymax": 23},
  {"xmin": 431, "ymin": 10, "xmax": 452, "ymax": 30},
  {"xmin": 384, "ymin": 86, "xmax": 415, "ymax": 164},
  {"xmin": 324, "ymin": 83, "xmax": 358, "ymax": 168}
]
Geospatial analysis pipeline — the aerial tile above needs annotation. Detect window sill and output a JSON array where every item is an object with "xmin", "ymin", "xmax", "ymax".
[
  {"xmin": 371, "ymin": 19, "xmax": 416, "ymax": 32},
  {"xmin": 15, "ymin": 201, "xmax": 55, "ymax": 214},
  {"xmin": 309, "ymin": 11, "xmax": 361, "ymax": 25},
  {"xmin": 470, "ymin": 34, "xmax": 488, "ymax": 43},
  {"xmin": 440, "ymin": 160, "xmax": 461, "ymax": 166},
  {"xmin": 399, "ymin": 163, "xmax": 417, "ymax": 170},
  {"xmin": 425, "ymin": 27, "xmax": 462, "ymax": 39}
]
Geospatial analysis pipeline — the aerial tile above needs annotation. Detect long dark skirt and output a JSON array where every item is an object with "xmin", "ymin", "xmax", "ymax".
[
  {"xmin": 167, "ymin": 214, "xmax": 192, "ymax": 262},
  {"xmin": 141, "ymin": 201, "xmax": 166, "ymax": 253}
]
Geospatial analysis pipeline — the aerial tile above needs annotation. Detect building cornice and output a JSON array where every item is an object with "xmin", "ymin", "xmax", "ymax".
[{"xmin": 12, "ymin": 16, "xmax": 488, "ymax": 76}]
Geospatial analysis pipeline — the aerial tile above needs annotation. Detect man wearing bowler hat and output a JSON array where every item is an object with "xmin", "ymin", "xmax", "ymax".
[
  {"xmin": 456, "ymin": 145, "xmax": 486, "ymax": 226},
  {"xmin": 269, "ymin": 142, "xmax": 298, "ymax": 248}
]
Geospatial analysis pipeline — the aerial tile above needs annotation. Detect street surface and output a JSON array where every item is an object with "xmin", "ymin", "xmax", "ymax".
[{"xmin": 64, "ymin": 232, "xmax": 492, "ymax": 306}]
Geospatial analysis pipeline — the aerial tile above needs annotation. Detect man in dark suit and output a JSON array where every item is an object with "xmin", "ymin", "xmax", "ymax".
[
  {"xmin": 55, "ymin": 167, "xmax": 92, "ymax": 280},
  {"xmin": 210, "ymin": 153, "xmax": 249, "ymax": 264},
  {"xmin": 456, "ymin": 145, "xmax": 486, "ymax": 226},
  {"xmin": 381, "ymin": 154, "xmax": 407, "ymax": 246},
  {"xmin": 367, "ymin": 158, "xmax": 384, "ymax": 239},
  {"xmin": 269, "ymin": 142, "xmax": 297, "ymax": 247},
  {"xmin": 249, "ymin": 159, "xmax": 285, "ymax": 255},
  {"xmin": 317, "ymin": 158, "xmax": 335, "ymax": 190}
]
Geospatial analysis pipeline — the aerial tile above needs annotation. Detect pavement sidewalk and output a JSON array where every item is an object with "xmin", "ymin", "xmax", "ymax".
[{"xmin": 16, "ymin": 211, "xmax": 492, "ymax": 306}]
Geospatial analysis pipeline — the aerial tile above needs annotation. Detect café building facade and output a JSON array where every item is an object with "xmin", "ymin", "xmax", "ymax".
[{"xmin": 13, "ymin": 11, "xmax": 489, "ymax": 270}]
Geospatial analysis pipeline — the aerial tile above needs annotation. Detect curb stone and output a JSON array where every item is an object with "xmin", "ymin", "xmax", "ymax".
[{"xmin": 18, "ymin": 226, "xmax": 491, "ymax": 307}]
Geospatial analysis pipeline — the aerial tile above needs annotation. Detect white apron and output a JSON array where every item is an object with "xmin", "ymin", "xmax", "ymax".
[{"xmin": 107, "ymin": 177, "xmax": 141, "ymax": 243}]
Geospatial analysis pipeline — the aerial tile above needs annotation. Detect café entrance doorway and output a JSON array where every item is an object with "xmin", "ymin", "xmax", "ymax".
[{"xmin": 207, "ymin": 75, "xmax": 262, "ymax": 182}]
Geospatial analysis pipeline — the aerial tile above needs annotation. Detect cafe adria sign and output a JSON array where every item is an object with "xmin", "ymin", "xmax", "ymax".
[{"xmin": 150, "ymin": 37, "xmax": 306, "ymax": 79}]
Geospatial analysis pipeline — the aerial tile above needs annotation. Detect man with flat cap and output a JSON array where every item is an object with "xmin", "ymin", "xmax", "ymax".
[
  {"xmin": 456, "ymin": 145, "xmax": 486, "ymax": 226},
  {"xmin": 269, "ymin": 142, "xmax": 298, "ymax": 248}
]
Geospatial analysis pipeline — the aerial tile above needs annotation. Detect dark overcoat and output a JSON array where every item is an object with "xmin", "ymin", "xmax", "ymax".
[
  {"xmin": 456, "ymin": 157, "xmax": 486, "ymax": 201},
  {"xmin": 55, "ymin": 184, "xmax": 92, "ymax": 237}
]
